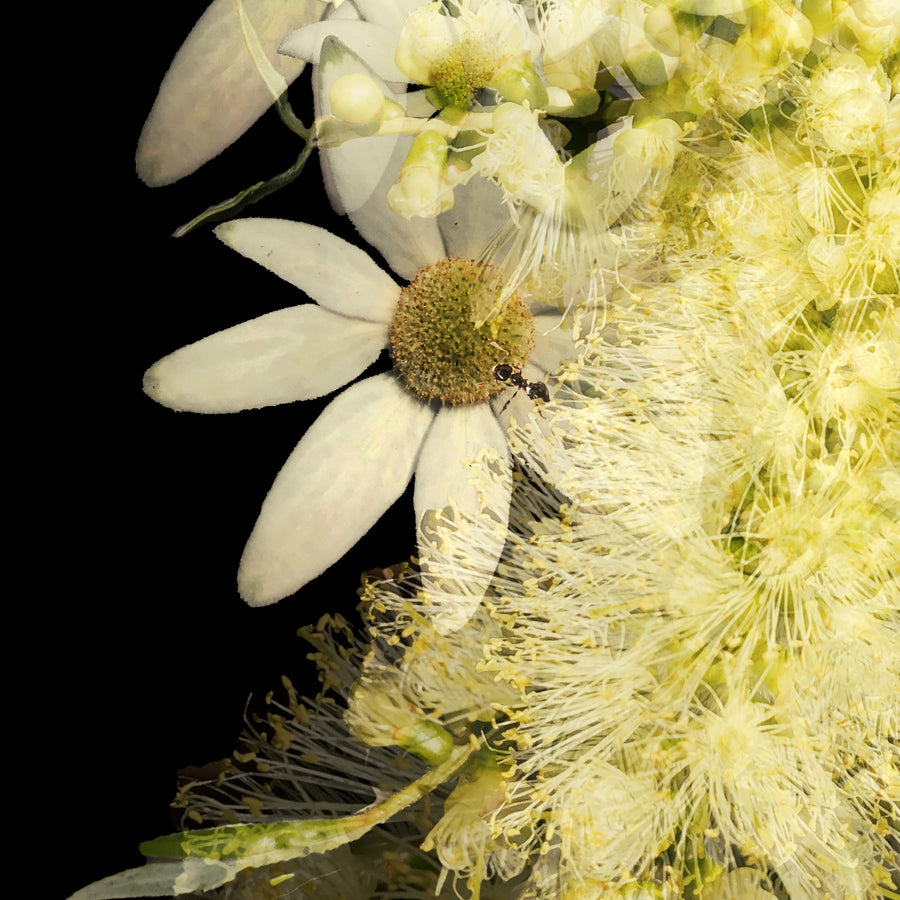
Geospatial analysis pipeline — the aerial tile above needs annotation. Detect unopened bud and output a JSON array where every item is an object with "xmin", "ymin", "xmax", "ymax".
[
  {"xmin": 387, "ymin": 130, "xmax": 455, "ymax": 219},
  {"xmin": 329, "ymin": 73, "xmax": 385, "ymax": 127},
  {"xmin": 492, "ymin": 61, "xmax": 549, "ymax": 108}
]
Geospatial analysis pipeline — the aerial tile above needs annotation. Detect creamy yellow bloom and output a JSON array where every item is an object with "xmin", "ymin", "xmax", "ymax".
[
  {"xmin": 805, "ymin": 51, "xmax": 892, "ymax": 155},
  {"xmin": 394, "ymin": 0, "xmax": 544, "ymax": 108},
  {"xmin": 471, "ymin": 103, "xmax": 567, "ymax": 214}
]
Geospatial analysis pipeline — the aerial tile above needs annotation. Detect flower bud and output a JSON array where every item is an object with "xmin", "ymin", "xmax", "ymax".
[
  {"xmin": 614, "ymin": 117, "xmax": 682, "ymax": 170},
  {"xmin": 644, "ymin": 3, "xmax": 681, "ymax": 57},
  {"xmin": 492, "ymin": 60, "xmax": 549, "ymax": 108},
  {"xmin": 328, "ymin": 73, "xmax": 385, "ymax": 127},
  {"xmin": 387, "ymin": 129, "xmax": 455, "ymax": 219}
]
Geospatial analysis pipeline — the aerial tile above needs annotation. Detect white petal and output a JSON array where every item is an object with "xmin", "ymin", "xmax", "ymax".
[
  {"xmin": 143, "ymin": 305, "xmax": 388, "ymax": 412},
  {"xmin": 413, "ymin": 403, "xmax": 510, "ymax": 524},
  {"xmin": 136, "ymin": 0, "xmax": 324, "ymax": 186},
  {"xmin": 353, "ymin": 0, "xmax": 423, "ymax": 31},
  {"xmin": 329, "ymin": 0, "xmax": 363, "ymax": 20},
  {"xmin": 437, "ymin": 177, "xmax": 511, "ymax": 260},
  {"xmin": 394, "ymin": 5, "xmax": 463, "ymax": 85},
  {"xmin": 314, "ymin": 38, "xmax": 445, "ymax": 276},
  {"xmin": 215, "ymin": 218, "xmax": 400, "ymax": 323},
  {"xmin": 529, "ymin": 311, "xmax": 579, "ymax": 374},
  {"xmin": 238, "ymin": 374, "xmax": 435, "ymax": 605},
  {"xmin": 414, "ymin": 404, "xmax": 513, "ymax": 634},
  {"xmin": 315, "ymin": 37, "xmax": 404, "ymax": 214},
  {"xmin": 279, "ymin": 20, "xmax": 406, "ymax": 82},
  {"xmin": 582, "ymin": 122, "xmax": 655, "ymax": 225},
  {"xmin": 473, "ymin": 0, "xmax": 540, "ymax": 58},
  {"xmin": 342, "ymin": 135, "xmax": 447, "ymax": 278}
]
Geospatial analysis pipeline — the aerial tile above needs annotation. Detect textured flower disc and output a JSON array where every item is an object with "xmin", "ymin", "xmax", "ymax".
[
  {"xmin": 428, "ymin": 46, "xmax": 494, "ymax": 109},
  {"xmin": 389, "ymin": 258, "xmax": 534, "ymax": 405}
]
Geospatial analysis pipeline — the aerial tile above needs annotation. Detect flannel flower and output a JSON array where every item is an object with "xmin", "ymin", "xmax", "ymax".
[
  {"xmin": 142, "ymin": 3, "xmax": 580, "ymax": 616},
  {"xmin": 143, "ymin": 194, "xmax": 574, "ymax": 617}
]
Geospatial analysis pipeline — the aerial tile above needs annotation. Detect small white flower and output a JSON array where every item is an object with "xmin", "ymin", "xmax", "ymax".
[
  {"xmin": 281, "ymin": 0, "xmax": 543, "ymax": 108},
  {"xmin": 805, "ymin": 52, "xmax": 891, "ymax": 156},
  {"xmin": 471, "ymin": 103, "xmax": 567, "ymax": 213},
  {"xmin": 394, "ymin": 0, "xmax": 543, "ymax": 108}
]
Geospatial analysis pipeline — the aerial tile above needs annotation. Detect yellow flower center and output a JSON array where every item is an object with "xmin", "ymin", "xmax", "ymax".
[
  {"xmin": 428, "ymin": 43, "xmax": 495, "ymax": 109},
  {"xmin": 389, "ymin": 258, "xmax": 534, "ymax": 405}
]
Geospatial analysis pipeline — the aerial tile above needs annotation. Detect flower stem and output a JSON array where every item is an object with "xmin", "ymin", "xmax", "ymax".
[{"xmin": 172, "ymin": 135, "xmax": 313, "ymax": 238}]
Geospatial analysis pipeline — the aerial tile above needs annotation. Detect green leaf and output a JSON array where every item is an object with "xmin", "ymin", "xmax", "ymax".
[{"xmin": 67, "ymin": 862, "xmax": 186, "ymax": 899}]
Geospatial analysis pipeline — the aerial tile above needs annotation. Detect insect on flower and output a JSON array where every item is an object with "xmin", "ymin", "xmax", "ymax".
[{"xmin": 487, "ymin": 342, "xmax": 550, "ymax": 415}]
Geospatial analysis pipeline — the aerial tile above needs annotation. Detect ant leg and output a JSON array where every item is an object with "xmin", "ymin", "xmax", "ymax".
[{"xmin": 497, "ymin": 388, "xmax": 520, "ymax": 415}]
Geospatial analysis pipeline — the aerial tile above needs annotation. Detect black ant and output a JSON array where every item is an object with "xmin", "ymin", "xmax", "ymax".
[{"xmin": 484, "ymin": 342, "xmax": 550, "ymax": 415}]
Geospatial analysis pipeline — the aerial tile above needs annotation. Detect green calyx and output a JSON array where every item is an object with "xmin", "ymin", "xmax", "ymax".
[{"xmin": 390, "ymin": 258, "xmax": 534, "ymax": 405}]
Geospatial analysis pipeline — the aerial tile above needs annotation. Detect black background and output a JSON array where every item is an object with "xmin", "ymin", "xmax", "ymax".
[{"xmin": 59, "ymin": 3, "xmax": 414, "ymax": 895}]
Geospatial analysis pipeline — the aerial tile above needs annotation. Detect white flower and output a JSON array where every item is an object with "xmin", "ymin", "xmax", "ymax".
[
  {"xmin": 471, "ymin": 103, "xmax": 567, "ymax": 213},
  {"xmin": 805, "ymin": 51, "xmax": 891, "ymax": 156},
  {"xmin": 281, "ymin": 0, "xmax": 542, "ymax": 105},
  {"xmin": 393, "ymin": 0, "xmax": 543, "ymax": 108},
  {"xmin": 279, "ymin": 0, "xmax": 421, "ymax": 85},
  {"xmin": 144, "ymin": 199, "xmax": 572, "ymax": 612}
]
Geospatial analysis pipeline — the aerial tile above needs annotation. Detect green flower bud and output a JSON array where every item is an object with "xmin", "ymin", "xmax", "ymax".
[
  {"xmin": 387, "ymin": 129, "xmax": 455, "ymax": 219},
  {"xmin": 492, "ymin": 61, "xmax": 549, "ymax": 108}
]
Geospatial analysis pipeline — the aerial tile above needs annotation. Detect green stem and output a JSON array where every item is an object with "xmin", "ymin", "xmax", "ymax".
[
  {"xmin": 173, "ymin": 135, "xmax": 313, "ymax": 238},
  {"xmin": 140, "ymin": 744, "xmax": 473, "ymax": 885}
]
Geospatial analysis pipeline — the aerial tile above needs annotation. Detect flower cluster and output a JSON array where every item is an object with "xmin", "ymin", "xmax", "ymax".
[{"xmin": 76, "ymin": 0, "xmax": 898, "ymax": 899}]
